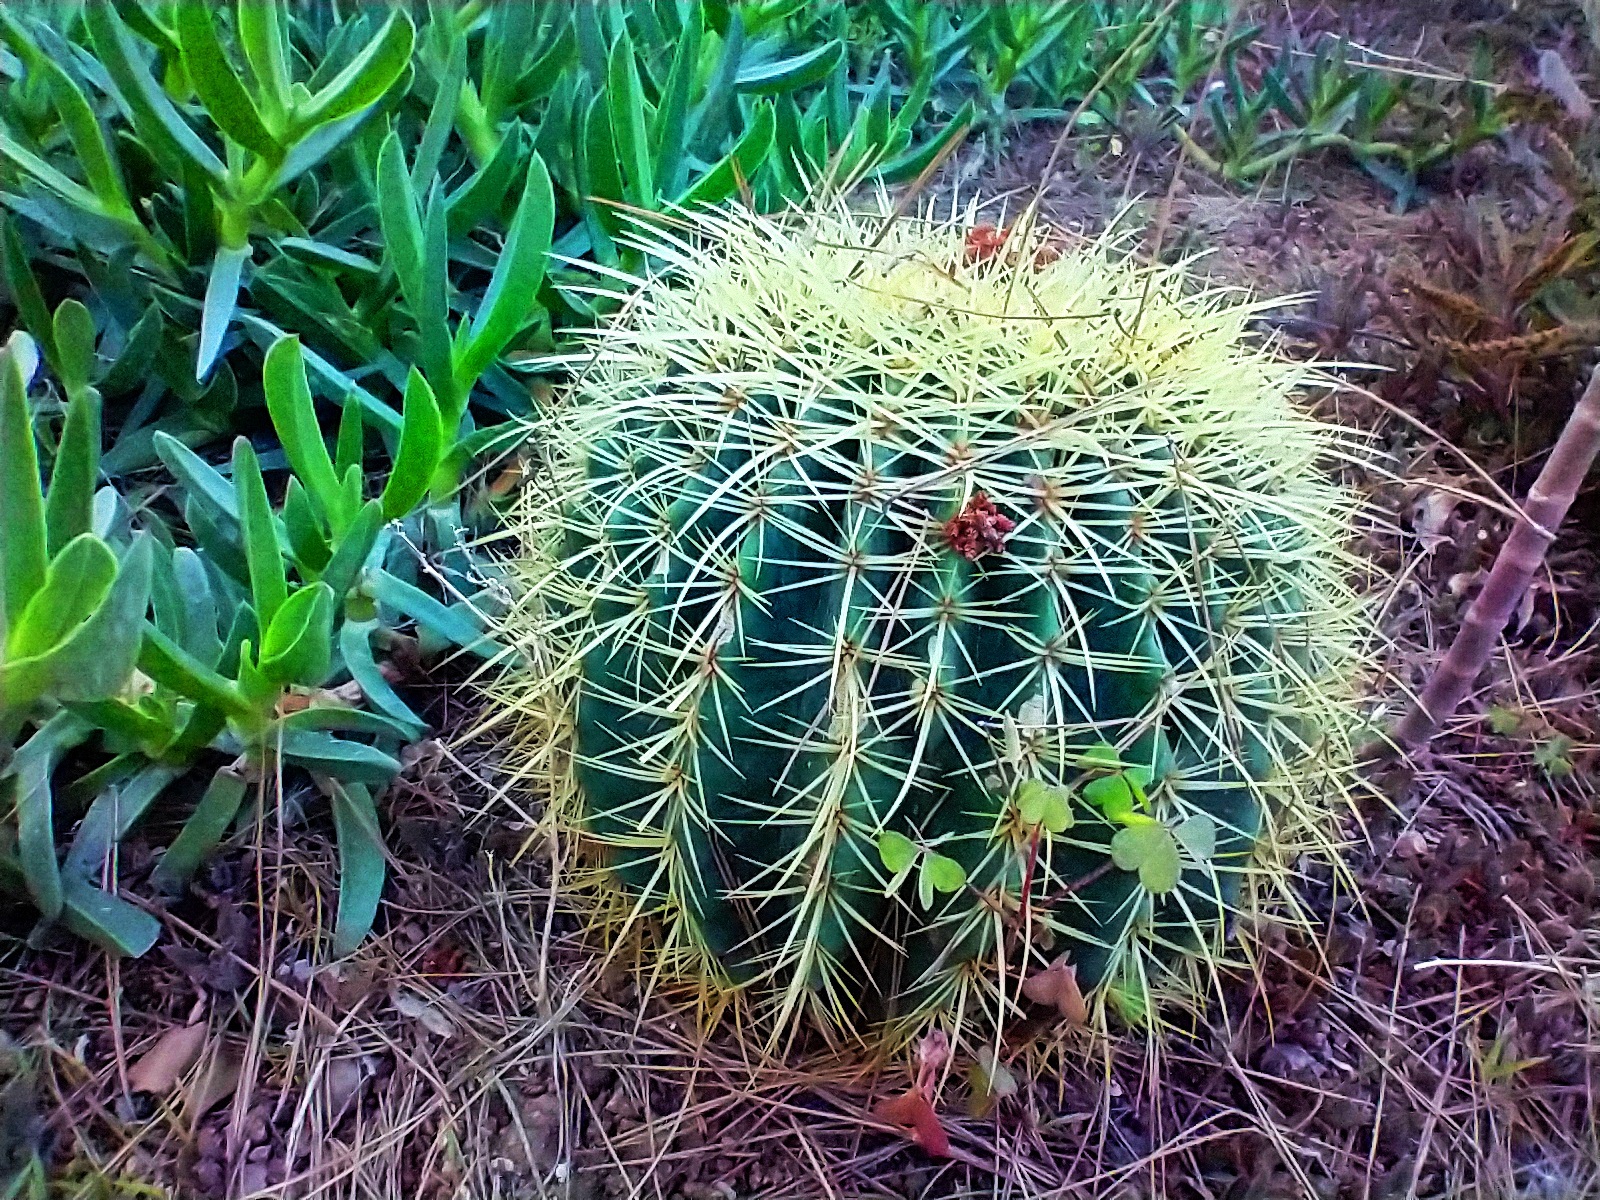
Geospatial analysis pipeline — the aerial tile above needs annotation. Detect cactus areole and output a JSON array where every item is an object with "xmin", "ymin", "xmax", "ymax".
[{"xmin": 506, "ymin": 198, "xmax": 1360, "ymax": 1045}]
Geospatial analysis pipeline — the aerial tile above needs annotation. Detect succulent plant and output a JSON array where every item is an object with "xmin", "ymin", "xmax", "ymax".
[{"xmin": 504, "ymin": 199, "xmax": 1362, "ymax": 1046}]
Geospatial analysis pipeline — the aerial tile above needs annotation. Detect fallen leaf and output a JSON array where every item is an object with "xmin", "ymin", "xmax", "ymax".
[
  {"xmin": 393, "ymin": 989, "xmax": 456, "ymax": 1038},
  {"xmin": 416, "ymin": 941, "xmax": 469, "ymax": 984},
  {"xmin": 872, "ymin": 1088, "xmax": 952, "ymax": 1158},
  {"xmin": 325, "ymin": 1055, "xmax": 378, "ymax": 1124},
  {"xmin": 966, "ymin": 1046, "xmax": 1017, "ymax": 1119},
  {"xmin": 182, "ymin": 1043, "xmax": 244, "ymax": 1121},
  {"xmin": 1537, "ymin": 49, "xmax": 1594, "ymax": 121},
  {"xmin": 128, "ymin": 1024, "xmax": 208, "ymax": 1095},
  {"xmin": 1410, "ymin": 489, "xmax": 1461, "ymax": 554},
  {"xmin": 1021, "ymin": 957, "xmax": 1089, "ymax": 1025},
  {"xmin": 320, "ymin": 958, "xmax": 383, "ymax": 1011}
]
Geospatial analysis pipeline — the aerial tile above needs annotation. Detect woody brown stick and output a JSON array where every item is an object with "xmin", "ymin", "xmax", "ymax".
[{"xmin": 1393, "ymin": 366, "xmax": 1600, "ymax": 748}]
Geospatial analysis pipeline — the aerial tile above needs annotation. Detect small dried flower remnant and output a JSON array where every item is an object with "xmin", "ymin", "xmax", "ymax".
[
  {"xmin": 944, "ymin": 492, "xmax": 1015, "ymax": 560},
  {"xmin": 963, "ymin": 222, "xmax": 1064, "ymax": 267},
  {"xmin": 964, "ymin": 223, "xmax": 1011, "ymax": 263}
]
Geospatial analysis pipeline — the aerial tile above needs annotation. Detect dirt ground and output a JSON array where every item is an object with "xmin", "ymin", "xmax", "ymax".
[{"xmin": 4, "ymin": 4, "xmax": 1600, "ymax": 1198}]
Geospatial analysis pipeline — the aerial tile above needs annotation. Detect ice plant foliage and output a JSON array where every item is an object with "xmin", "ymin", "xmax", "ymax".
[{"xmin": 502, "ymin": 197, "xmax": 1364, "ymax": 1046}]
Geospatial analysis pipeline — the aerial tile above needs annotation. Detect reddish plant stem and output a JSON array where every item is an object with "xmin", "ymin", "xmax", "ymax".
[{"xmin": 1393, "ymin": 367, "xmax": 1600, "ymax": 748}]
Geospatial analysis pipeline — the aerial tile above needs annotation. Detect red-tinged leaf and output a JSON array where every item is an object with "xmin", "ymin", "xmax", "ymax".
[
  {"xmin": 872, "ymin": 1087, "xmax": 951, "ymax": 1158},
  {"xmin": 1021, "ymin": 956, "xmax": 1089, "ymax": 1025}
]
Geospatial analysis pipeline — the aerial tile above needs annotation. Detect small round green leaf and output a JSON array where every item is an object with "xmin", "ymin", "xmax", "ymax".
[
  {"xmin": 923, "ymin": 852, "xmax": 966, "ymax": 895},
  {"xmin": 877, "ymin": 829, "xmax": 918, "ymax": 875},
  {"xmin": 1079, "ymin": 741, "xmax": 1122, "ymax": 770},
  {"xmin": 51, "ymin": 299, "xmax": 96, "ymax": 394},
  {"xmin": 1082, "ymin": 773, "xmax": 1135, "ymax": 823},
  {"xmin": 1173, "ymin": 813, "xmax": 1217, "ymax": 861},
  {"xmin": 1111, "ymin": 823, "xmax": 1183, "ymax": 894},
  {"xmin": 1015, "ymin": 779, "xmax": 1071, "ymax": 833}
]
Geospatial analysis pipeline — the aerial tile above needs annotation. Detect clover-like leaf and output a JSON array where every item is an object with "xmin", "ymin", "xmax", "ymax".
[
  {"xmin": 1486, "ymin": 705, "xmax": 1522, "ymax": 737},
  {"xmin": 1082, "ymin": 772, "xmax": 1137, "ymax": 823},
  {"xmin": 1015, "ymin": 779, "xmax": 1071, "ymax": 834},
  {"xmin": 877, "ymin": 829, "xmax": 918, "ymax": 875},
  {"xmin": 1079, "ymin": 741, "xmax": 1122, "ymax": 770},
  {"xmin": 923, "ymin": 853, "xmax": 966, "ymax": 895},
  {"xmin": 1110, "ymin": 823, "xmax": 1183, "ymax": 894},
  {"xmin": 1173, "ymin": 813, "xmax": 1217, "ymax": 861}
]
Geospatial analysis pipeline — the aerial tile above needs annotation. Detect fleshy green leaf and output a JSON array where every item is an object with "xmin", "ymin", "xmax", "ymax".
[
  {"xmin": 36, "ymin": 56, "xmax": 135, "ymax": 218},
  {"xmin": 0, "ymin": 346, "xmax": 47, "ymax": 626},
  {"xmin": 197, "ymin": 241, "xmax": 251, "ymax": 382},
  {"xmin": 236, "ymin": 0, "xmax": 291, "ymax": 124},
  {"xmin": 734, "ymin": 39, "xmax": 844, "ymax": 94},
  {"xmin": 375, "ymin": 131, "xmax": 423, "ymax": 304},
  {"xmin": 6, "ymin": 534, "xmax": 116, "ymax": 663},
  {"xmin": 334, "ymin": 395, "xmax": 364, "ymax": 478},
  {"xmin": 2, "ymin": 225, "xmax": 59, "ymax": 376},
  {"xmin": 292, "ymin": 10, "xmax": 414, "ymax": 133},
  {"xmin": 365, "ymin": 567, "xmax": 494, "ymax": 656},
  {"xmin": 85, "ymin": 0, "xmax": 227, "ymax": 184},
  {"xmin": 678, "ymin": 98, "xmax": 775, "ymax": 209},
  {"xmin": 650, "ymin": 3, "xmax": 701, "ymax": 195},
  {"xmin": 59, "ymin": 873, "xmax": 161, "ymax": 956},
  {"xmin": 263, "ymin": 336, "xmax": 343, "ymax": 520},
  {"xmin": 151, "ymin": 766, "xmax": 250, "ymax": 893},
  {"xmin": 51, "ymin": 299, "xmax": 97, "ymax": 397},
  {"xmin": 318, "ymin": 500, "xmax": 381, "ymax": 603},
  {"xmin": 175, "ymin": 1, "xmax": 281, "ymax": 159},
  {"xmin": 380, "ymin": 368, "xmax": 443, "ymax": 520},
  {"xmin": 257, "ymin": 582, "xmax": 333, "ymax": 687},
  {"xmin": 154, "ymin": 431, "xmax": 239, "ymax": 522},
  {"xmin": 7, "ymin": 713, "xmax": 92, "ymax": 921},
  {"xmin": 607, "ymin": 29, "xmax": 654, "ymax": 207},
  {"xmin": 45, "ymin": 374, "xmax": 100, "ymax": 557},
  {"xmin": 459, "ymin": 152, "xmax": 554, "ymax": 389},
  {"xmin": 339, "ymin": 618, "xmax": 425, "ymax": 736},
  {"xmin": 232, "ymin": 438, "xmax": 286, "ymax": 629},
  {"xmin": 871, "ymin": 100, "xmax": 973, "ymax": 184},
  {"xmin": 22, "ymin": 535, "xmax": 152, "ymax": 704},
  {"xmin": 138, "ymin": 624, "xmax": 248, "ymax": 717},
  {"xmin": 445, "ymin": 120, "xmax": 524, "ymax": 237},
  {"xmin": 329, "ymin": 780, "xmax": 386, "ymax": 956},
  {"xmin": 276, "ymin": 728, "xmax": 400, "ymax": 783}
]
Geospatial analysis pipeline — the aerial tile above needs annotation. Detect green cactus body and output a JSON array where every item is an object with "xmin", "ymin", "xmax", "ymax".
[{"xmin": 506, "ymin": 199, "xmax": 1360, "ymax": 1044}]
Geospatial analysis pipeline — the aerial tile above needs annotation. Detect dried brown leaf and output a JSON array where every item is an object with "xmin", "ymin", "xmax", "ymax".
[
  {"xmin": 182, "ymin": 1044, "xmax": 244, "ymax": 1121},
  {"xmin": 127, "ymin": 1024, "xmax": 208, "ymax": 1096},
  {"xmin": 1021, "ymin": 957, "xmax": 1089, "ymax": 1025}
]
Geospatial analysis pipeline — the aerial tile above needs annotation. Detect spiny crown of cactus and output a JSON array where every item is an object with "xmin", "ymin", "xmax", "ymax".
[{"xmin": 503, "ymin": 196, "xmax": 1362, "ymax": 1048}]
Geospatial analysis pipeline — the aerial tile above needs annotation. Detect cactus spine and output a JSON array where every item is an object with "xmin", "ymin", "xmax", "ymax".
[{"xmin": 504, "ymin": 198, "xmax": 1361, "ymax": 1046}]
